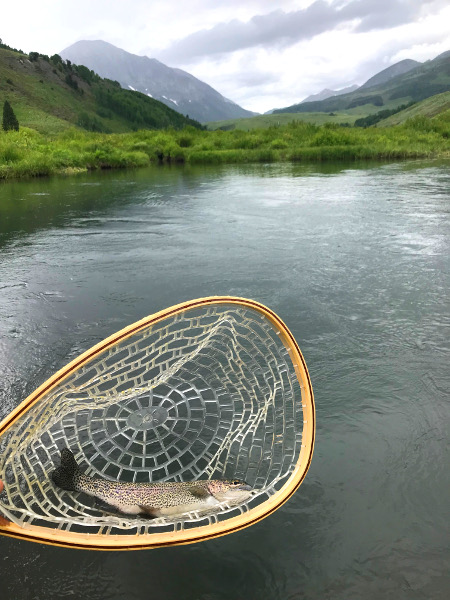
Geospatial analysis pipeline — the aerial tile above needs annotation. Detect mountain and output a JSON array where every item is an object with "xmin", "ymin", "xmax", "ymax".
[
  {"xmin": 300, "ymin": 85, "xmax": 359, "ymax": 103},
  {"xmin": 265, "ymin": 85, "xmax": 359, "ymax": 114},
  {"xmin": 0, "ymin": 43, "xmax": 201, "ymax": 134},
  {"xmin": 273, "ymin": 52, "xmax": 450, "ymax": 115},
  {"xmin": 60, "ymin": 40, "xmax": 255, "ymax": 123},
  {"xmin": 359, "ymin": 59, "xmax": 420, "ymax": 89}
]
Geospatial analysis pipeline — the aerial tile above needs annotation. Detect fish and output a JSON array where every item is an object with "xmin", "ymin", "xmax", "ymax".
[{"xmin": 52, "ymin": 448, "xmax": 252, "ymax": 518}]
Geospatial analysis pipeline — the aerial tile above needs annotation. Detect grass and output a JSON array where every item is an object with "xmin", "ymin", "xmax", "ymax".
[
  {"xmin": 377, "ymin": 92, "xmax": 450, "ymax": 126},
  {"xmin": 0, "ymin": 114, "xmax": 449, "ymax": 180},
  {"xmin": 206, "ymin": 109, "xmax": 374, "ymax": 131}
]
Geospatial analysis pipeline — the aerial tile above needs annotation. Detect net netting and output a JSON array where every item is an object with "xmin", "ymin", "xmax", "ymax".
[{"xmin": 0, "ymin": 302, "xmax": 308, "ymax": 537}]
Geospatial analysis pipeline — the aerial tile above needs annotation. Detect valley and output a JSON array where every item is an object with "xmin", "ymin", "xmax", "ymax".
[{"xmin": 1, "ymin": 42, "xmax": 449, "ymax": 180}]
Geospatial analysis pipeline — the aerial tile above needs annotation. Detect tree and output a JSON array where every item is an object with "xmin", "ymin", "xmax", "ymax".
[
  {"xmin": 65, "ymin": 73, "xmax": 78, "ymax": 90},
  {"xmin": 2, "ymin": 100, "xmax": 19, "ymax": 131},
  {"xmin": 50, "ymin": 53, "xmax": 62, "ymax": 65}
]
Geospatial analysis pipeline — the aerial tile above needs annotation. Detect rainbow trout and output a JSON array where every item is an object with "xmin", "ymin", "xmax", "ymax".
[{"xmin": 52, "ymin": 448, "xmax": 252, "ymax": 518}]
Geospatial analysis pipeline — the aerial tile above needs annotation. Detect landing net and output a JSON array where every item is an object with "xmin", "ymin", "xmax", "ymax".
[{"xmin": 0, "ymin": 297, "xmax": 314, "ymax": 548}]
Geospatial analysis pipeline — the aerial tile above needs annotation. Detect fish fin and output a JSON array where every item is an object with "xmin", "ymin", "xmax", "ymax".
[
  {"xmin": 188, "ymin": 486, "xmax": 210, "ymax": 499},
  {"xmin": 138, "ymin": 506, "xmax": 159, "ymax": 518},
  {"xmin": 52, "ymin": 448, "xmax": 81, "ymax": 491},
  {"xmin": 94, "ymin": 498, "xmax": 122, "ymax": 515}
]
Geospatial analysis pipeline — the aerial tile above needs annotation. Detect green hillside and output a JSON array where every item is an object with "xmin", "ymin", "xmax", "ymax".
[
  {"xmin": 207, "ymin": 110, "xmax": 363, "ymax": 131},
  {"xmin": 377, "ymin": 92, "xmax": 450, "ymax": 126},
  {"xmin": 0, "ymin": 44, "xmax": 202, "ymax": 134},
  {"xmin": 207, "ymin": 92, "xmax": 450, "ymax": 132},
  {"xmin": 274, "ymin": 52, "xmax": 450, "ymax": 116}
]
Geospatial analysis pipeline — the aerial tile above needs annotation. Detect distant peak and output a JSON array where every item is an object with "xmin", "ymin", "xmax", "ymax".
[
  {"xmin": 300, "ymin": 84, "xmax": 359, "ymax": 103},
  {"xmin": 360, "ymin": 59, "xmax": 421, "ymax": 89},
  {"xmin": 434, "ymin": 50, "xmax": 450, "ymax": 61},
  {"xmin": 61, "ymin": 39, "xmax": 117, "ymax": 50}
]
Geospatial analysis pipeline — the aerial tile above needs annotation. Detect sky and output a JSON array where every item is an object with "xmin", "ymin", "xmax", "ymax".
[{"xmin": 2, "ymin": 0, "xmax": 450, "ymax": 113}]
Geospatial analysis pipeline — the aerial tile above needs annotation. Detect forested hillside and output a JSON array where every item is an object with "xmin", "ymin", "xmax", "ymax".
[
  {"xmin": 61, "ymin": 40, "xmax": 256, "ymax": 123},
  {"xmin": 0, "ymin": 43, "xmax": 202, "ymax": 134}
]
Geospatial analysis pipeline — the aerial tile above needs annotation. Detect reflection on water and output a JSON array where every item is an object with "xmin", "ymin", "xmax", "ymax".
[{"xmin": 1, "ymin": 160, "xmax": 449, "ymax": 599}]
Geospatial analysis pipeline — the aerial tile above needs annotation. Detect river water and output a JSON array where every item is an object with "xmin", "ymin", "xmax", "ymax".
[{"xmin": 0, "ymin": 161, "xmax": 449, "ymax": 599}]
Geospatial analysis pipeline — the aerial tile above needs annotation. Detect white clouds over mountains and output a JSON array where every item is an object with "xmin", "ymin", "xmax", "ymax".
[
  {"xmin": 3, "ymin": 0, "xmax": 450, "ymax": 112},
  {"xmin": 157, "ymin": 0, "xmax": 442, "ymax": 64}
]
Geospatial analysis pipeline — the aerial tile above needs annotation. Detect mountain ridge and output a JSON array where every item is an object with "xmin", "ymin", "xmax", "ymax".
[
  {"xmin": 60, "ymin": 40, "xmax": 255, "ymax": 123},
  {"xmin": 273, "ymin": 51, "xmax": 450, "ymax": 115},
  {"xmin": 300, "ymin": 85, "xmax": 359, "ymax": 103}
]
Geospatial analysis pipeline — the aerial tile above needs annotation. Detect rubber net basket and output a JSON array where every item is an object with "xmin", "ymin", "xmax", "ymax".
[{"xmin": 0, "ymin": 297, "xmax": 314, "ymax": 549}]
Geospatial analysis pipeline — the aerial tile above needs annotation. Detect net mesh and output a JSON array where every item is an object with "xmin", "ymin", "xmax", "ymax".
[{"xmin": 0, "ymin": 303, "xmax": 306, "ymax": 536}]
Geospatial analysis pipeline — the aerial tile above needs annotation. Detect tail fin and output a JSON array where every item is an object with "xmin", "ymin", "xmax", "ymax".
[{"xmin": 52, "ymin": 448, "xmax": 80, "ymax": 491}]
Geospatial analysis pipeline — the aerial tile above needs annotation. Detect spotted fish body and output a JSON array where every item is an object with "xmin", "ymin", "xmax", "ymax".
[{"xmin": 52, "ymin": 449, "xmax": 252, "ymax": 517}]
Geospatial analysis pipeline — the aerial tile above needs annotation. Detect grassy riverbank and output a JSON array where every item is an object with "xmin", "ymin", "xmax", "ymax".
[{"xmin": 1, "ymin": 112, "xmax": 449, "ymax": 180}]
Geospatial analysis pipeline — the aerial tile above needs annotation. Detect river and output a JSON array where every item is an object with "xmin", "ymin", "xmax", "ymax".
[{"xmin": 0, "ymin": 161, "xmax": 449, "ymax": 599}]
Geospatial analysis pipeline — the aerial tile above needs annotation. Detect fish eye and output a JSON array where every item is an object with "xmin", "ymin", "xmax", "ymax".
[{"xmin": 232, "ymin": 479, "xmax": 241, "ymax": 485}]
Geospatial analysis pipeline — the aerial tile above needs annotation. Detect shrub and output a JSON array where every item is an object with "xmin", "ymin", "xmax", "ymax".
[
  {"xmin": 65, "ymin": 74, "xmax": 79, "ymax": 90},
  {"xmin": 404, "ymin": 115, "xmax": 434, "ymax": 132},
  {"xmin": 177, "ymin": 134, "xmax": 193, "ymax": 147},
  {"xmin": 310, "ymin": 129, "xmax": 352, "ymax": 146},
  {"xmin": 270, "ymin": 139, "xmax": 288, "ymax": 149},
  {"xmin": 1, "ymin": 144, "xmax": 22, "ymax": 162}
]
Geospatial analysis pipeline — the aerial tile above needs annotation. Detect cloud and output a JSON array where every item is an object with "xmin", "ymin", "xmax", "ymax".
[
  {"xmin": 180, "ymin": 3, "xmax": 450, "ymax": 114},
  {"xmin": 233, "ymin": 70, "xmax": 279, "ymax": 88},
  {"xmin": 157, "ymin": 0, "xmax": 436, "ymax": 64},
  {"xmin": 2, "ymin": 0, "xmax": 448, "ymax": 113}
]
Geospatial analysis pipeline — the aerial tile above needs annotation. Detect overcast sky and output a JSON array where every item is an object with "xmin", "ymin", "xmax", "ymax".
[{"xmin": 2, "ymin": 0, "xmax": 450, "ymax": 112}]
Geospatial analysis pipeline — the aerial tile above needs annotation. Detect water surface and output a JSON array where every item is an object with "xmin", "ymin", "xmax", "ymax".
[{"xmin": 1, "ymin": 161, "xmax": 449, "ymax": 599}]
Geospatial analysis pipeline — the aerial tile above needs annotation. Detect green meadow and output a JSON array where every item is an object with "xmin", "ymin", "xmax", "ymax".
[
  {"xmin": 205, "ymin": 102, "xmax": 404, "ymax": 131},
  {"xmin": 1, "ymin": 111, "xmax": 449, "ymax": 180},
  {"xmin": 206, "ymin": 111, "xmax": 360, "ymax": 131}
]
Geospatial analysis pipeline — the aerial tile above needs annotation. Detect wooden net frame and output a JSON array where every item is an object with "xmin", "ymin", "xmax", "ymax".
[{"xmin": 0, "ymin": 297, "xmax": 315, "ymax": 550}]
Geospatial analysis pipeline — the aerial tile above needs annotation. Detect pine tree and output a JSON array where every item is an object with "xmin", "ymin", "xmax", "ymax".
[{"xmin": 2, "ymin": 100, "xmax": 19, "ymax": 131}]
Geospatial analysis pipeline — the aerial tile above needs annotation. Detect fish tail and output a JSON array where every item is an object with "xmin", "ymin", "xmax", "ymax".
[{"xmin": 52, "ymin": 448, "xmax": 81, "ymax": 491}]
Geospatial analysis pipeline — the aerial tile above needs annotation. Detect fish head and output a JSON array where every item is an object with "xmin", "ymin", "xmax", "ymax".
[{"xmin": 207, "ymin": 479, "xmax": 252, "ymax": 503}]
